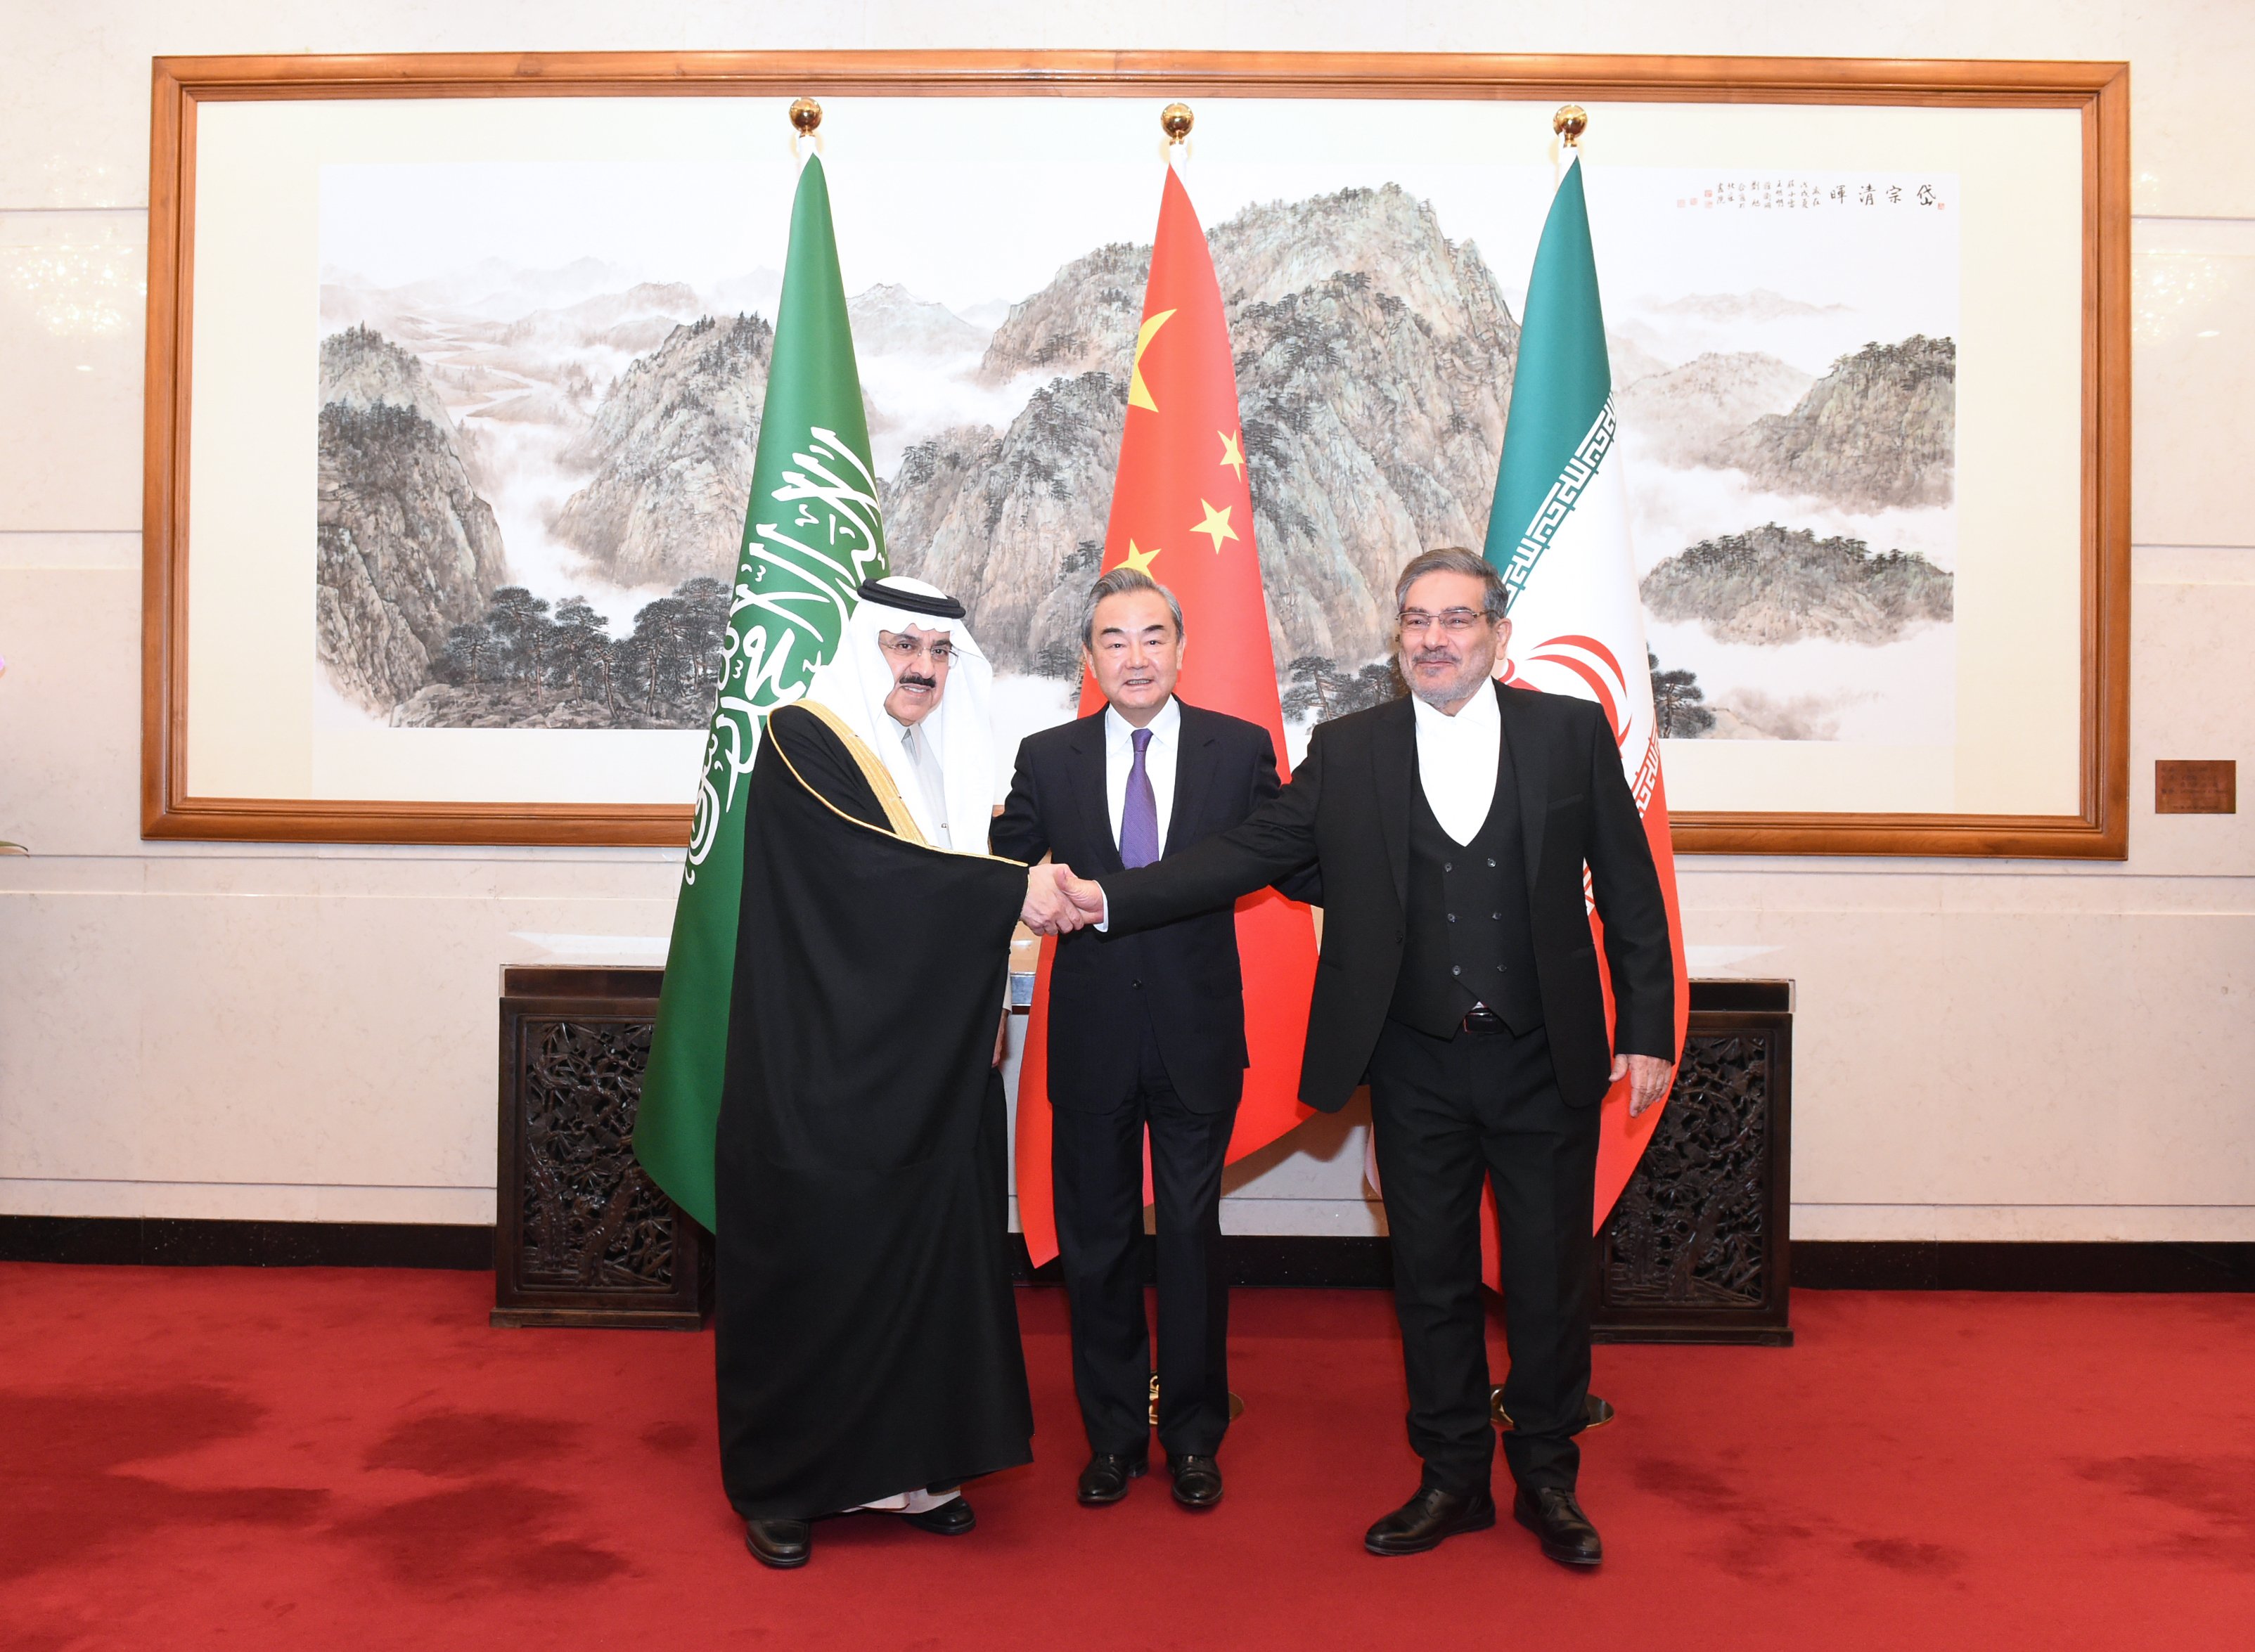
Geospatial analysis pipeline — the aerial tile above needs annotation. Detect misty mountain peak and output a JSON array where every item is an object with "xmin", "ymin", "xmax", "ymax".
[
  {"xmin": 847, "ymin": 283, "xmax": 989, "ymax": 355},
  {"xmin": 1619, "ymin": 351, "xmax": 1815, "ymax": 470},
  {"xmin": 1642, "ymin": 523, "xmax": 1952, "ymax": 645},
  {"xmin": 1647, "ymin": 288, "xmax": 1853, "ymax": 324},
  {"xmin": 316, "ymin": 328, "xmax": 507, "ymax": 712},
  {"xmin": 552, "ymin": 312, "xmax": 776, "ymax": 586},
  {"xmin": 1209, "ymin": 183, "xmax": 1511, "ymax": 349},
  {"xmin": 979, "ymin": 183, "xmax": 1517, "ymax": 389},
  {"xmin": 319, "ymin": 323, "xmax": 459, "ymax": 434},
  {"xmin": 1721, "ymin": 334, "xmax": 1956, "ymax": 509}
]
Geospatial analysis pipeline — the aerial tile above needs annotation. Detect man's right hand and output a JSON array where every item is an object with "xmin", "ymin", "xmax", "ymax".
[
  {"xmin": 1021, "ymin": 862, "xmax": 1093, "ymax": 936},
  {"xmin": 1055, "ymin": 870, "xmax": 1108, "ymax": 929}
]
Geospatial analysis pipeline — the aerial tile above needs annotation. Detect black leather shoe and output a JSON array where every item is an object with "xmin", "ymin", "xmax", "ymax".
[
  {"xmin": 745, "ymin": 1517, "xmax": 811, "ymax": 1568},
  {"xmin": 901, "ymin": 1497, "xmax": 976, "ymax": 1535},
  {"xmin": 1167, "ymin": 1454, "xmax": 1223, "ymax": 1510},
  {"xmin": 1077, "ymin": 1450, "xmax": 1150, "ymax": 1505},
  {"xmin": 1513, "ymin": 1486, "xmax": 1602, "ymax": 1567},
  {"xmin": 1363, "ymin": 1484, "xmax": 1497, "ymax": 1556}
]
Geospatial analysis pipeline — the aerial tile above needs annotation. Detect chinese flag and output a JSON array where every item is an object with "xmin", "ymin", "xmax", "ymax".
[{"xmin": 1015, "ymin": 164, "xmax": 1320, "ymax": 1267}]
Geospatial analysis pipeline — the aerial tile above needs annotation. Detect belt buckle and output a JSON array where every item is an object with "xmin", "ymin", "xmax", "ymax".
[{"xmin": 1460, "ymin": 1005, "xmax": 1504, "ymax": 1035}]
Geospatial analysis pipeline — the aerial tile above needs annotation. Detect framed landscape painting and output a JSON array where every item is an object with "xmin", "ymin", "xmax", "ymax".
[{"xmin": 143, "ymin": 51, "xmax": 2129, "ymax": 854}]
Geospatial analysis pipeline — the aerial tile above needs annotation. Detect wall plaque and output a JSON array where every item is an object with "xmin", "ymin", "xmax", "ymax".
[{"xmin": 2154, "ymin": 760, "xmax": 2236, "ymax": 815}]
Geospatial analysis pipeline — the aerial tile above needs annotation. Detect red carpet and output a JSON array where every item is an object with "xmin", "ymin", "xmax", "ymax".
[{"xmin": 3, "ymin": 1265, "xmax": 2251, "ymax": 1651}]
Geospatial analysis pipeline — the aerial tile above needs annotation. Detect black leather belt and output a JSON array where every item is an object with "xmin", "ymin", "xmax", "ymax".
[{"xmin": 1459, "ymin": 1005, "xmax": 1506, "ymax": 1035}]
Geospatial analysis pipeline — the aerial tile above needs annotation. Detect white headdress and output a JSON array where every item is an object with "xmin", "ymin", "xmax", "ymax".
[{"xmin": 800, "ymin": 575, "xmax": 998, "ymax": 853}]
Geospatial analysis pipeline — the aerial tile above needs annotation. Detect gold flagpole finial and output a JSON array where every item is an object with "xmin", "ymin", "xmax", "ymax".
[
  {"xmin": 1553, "ymin": 104, "xmax": 1588, "ymax": 147},
  {"xmin": 1161, "ymin": 101, "xmax": 1195, "ymax": 145},
  {"xmin": 790, "ymin": 96, "xmax": 823, "ymax": 138}
]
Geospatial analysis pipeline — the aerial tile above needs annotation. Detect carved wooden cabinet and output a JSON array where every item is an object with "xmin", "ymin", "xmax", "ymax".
[
  {"xmin": 1594, "ymin": 980, "xmax": 1794, "ymax": 1346},
  {"xmin": 494, "ymin": 968, "xmax": 1791, "ymax": 1342},
  {"xmin": 494, "ymin": 967, "xmax": 707, "ymax": 1329}
]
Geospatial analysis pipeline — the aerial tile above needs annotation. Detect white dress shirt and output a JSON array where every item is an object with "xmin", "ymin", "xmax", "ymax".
[
  {"xmin": 889, "ymin": 714, "xmax": 951, "ymax": 849},
  {"xmin": 1411, "ymin": 681, "xmax": 1502, "ymax": 846},
  {"xmin": 1104, "ymin": 695, "xmax": 1181, "ymax": 854}
]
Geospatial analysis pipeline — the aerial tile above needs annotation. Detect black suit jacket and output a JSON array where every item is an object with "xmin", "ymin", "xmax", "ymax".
[
  {"xmin": 1102, "ymin": 683, "xmax": 1675, "ymax": 1114},
  {"xmin": 993, "ymin": 700, "xmax": 1318, "ymax": 1114}
]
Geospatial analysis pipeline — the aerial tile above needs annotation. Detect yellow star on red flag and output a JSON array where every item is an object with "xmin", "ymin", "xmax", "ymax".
[
  {"xmin": 1219, "ymin": 429, "xmax": 1245, "ymax": 478},
  {"xmin": 1190, "ymin": 498, "xmax": 1238, "ymax": 553},
  {"xmin": 1119, "ymin": 539, "xmax": 1161, "ymax": 574}
]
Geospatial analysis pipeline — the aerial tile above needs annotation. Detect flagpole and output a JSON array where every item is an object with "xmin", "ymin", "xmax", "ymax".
[{"xmin": 1133, "ymin": 93, "xmax": 1252, "ymax": 1434}]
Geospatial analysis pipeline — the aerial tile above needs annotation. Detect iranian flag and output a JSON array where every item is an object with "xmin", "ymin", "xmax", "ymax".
[
  {"xmin": 635, "ymin": 154, "xmax": 888, "ymax": 1230},
  {"xmin": 1014, "ymin": 162, "xmax": 1320, "ymax": 1266},
  {"xmin": 1484, "ymin": 146, "xmax": 1691, "ymax": 1233}
]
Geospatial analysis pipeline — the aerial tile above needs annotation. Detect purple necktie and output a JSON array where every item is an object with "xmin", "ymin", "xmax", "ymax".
[{"xmin": 1120, "ymin": 727, "xmax": 1159, "ymax": 868}]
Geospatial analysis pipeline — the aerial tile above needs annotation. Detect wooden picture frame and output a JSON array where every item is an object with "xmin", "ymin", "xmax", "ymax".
[{"xmin": 143, "ymin": 51, "xmax": 2130, "ymax": 854}]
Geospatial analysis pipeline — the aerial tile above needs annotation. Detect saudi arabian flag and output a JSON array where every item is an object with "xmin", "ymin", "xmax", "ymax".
[{"xmin": 634, "ymin": 154, "xmax": 887, "ymax": 1230}]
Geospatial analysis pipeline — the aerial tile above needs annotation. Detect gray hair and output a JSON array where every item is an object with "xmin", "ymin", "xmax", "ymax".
[
  {"xmin": 1079, "ymin": 565, "xmax": 1186, "ymax": 649},
  {"xmin": 1393, "ymin": 547, "xmax": 1510, "ymax": 625}
]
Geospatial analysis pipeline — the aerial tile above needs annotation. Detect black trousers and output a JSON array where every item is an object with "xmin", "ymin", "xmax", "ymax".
[
  {"xmin": 1367, "ymin": 1015, "xmax": 1599, "ymax": 1495},
  {"xmin": 1051, "ymin": 1010, "xmax": 1238, "ymax": 1458}
]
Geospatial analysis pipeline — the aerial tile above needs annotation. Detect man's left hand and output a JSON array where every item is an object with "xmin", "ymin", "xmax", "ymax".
[
  {"xmin": 993, "ymin": 1008, "xmax": 1010, "ymax": 1069},
  {"xmin": 1612, "ymin": 1053, "xmax": 1674, "ymax": 1116}
]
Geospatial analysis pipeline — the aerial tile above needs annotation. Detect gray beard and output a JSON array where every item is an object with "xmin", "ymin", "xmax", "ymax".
[{"xmin": 1403, "ymin": 653, "xmax": 1491, "ymax": 711}]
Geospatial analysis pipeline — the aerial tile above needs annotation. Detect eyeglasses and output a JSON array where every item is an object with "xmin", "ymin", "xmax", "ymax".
[
  {"xmin": 1396, "ymin": 607, "xmax": 1489, "ymax": 635},
  {"xmin": 880, "ymin": 633, "xmax": 956, "ymax": 665}
]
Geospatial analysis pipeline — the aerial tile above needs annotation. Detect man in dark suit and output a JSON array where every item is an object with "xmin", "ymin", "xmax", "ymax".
[
  {"xmin": 1058, "ymin": 548, "xmax": 1674, "ymax": 1567},
  {"xmin": 994, "ymin": 566, "xmax": 1316, "ymax": 1514}
]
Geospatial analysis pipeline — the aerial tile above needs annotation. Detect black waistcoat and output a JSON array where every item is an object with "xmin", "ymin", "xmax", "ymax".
[{"xmin": 1389, "ymin": 741, "xmax": 1544, "ymax": 1037}]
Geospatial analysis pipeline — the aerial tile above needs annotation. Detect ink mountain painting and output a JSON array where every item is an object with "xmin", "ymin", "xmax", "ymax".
[{"xmin": 316, "ymin": 158, "xmax": 1958, "ymax": 754}]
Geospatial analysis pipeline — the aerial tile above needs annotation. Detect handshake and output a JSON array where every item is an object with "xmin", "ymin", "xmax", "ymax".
[{"xmin": 1019, "ymin": 863, "xmax": 1109, "ymax": 936}]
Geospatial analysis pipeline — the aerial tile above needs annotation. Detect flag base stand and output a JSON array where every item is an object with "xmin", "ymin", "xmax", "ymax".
[
  {"xmin": 1493, "ymin": 1390, "xmax": 1617, "ymax": 1433},
  {"xmin": 1150, "ymin": 1376, "xmax": 1247, "ymax": 1425}
]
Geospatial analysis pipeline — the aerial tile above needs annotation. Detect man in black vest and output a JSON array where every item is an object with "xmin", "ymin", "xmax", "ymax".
[
  {"xmin": 994, "ymin": 567, "xmax": 1318, "ymax": 1513},
  {"xmin": 1058, "ymin": 548, "xmax": 1674, "ymax": 1567}
]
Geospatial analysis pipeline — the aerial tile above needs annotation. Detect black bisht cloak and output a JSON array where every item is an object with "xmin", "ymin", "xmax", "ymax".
[{"xmin": 715, "ymin": 700, "xmax": 1034, "ymax": 1520}]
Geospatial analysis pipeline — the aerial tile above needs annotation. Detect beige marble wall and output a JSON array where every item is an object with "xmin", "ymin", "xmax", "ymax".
[{"xmin": 4, "ymin": 1, "xmax": 2251, "ymax": 1240}]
